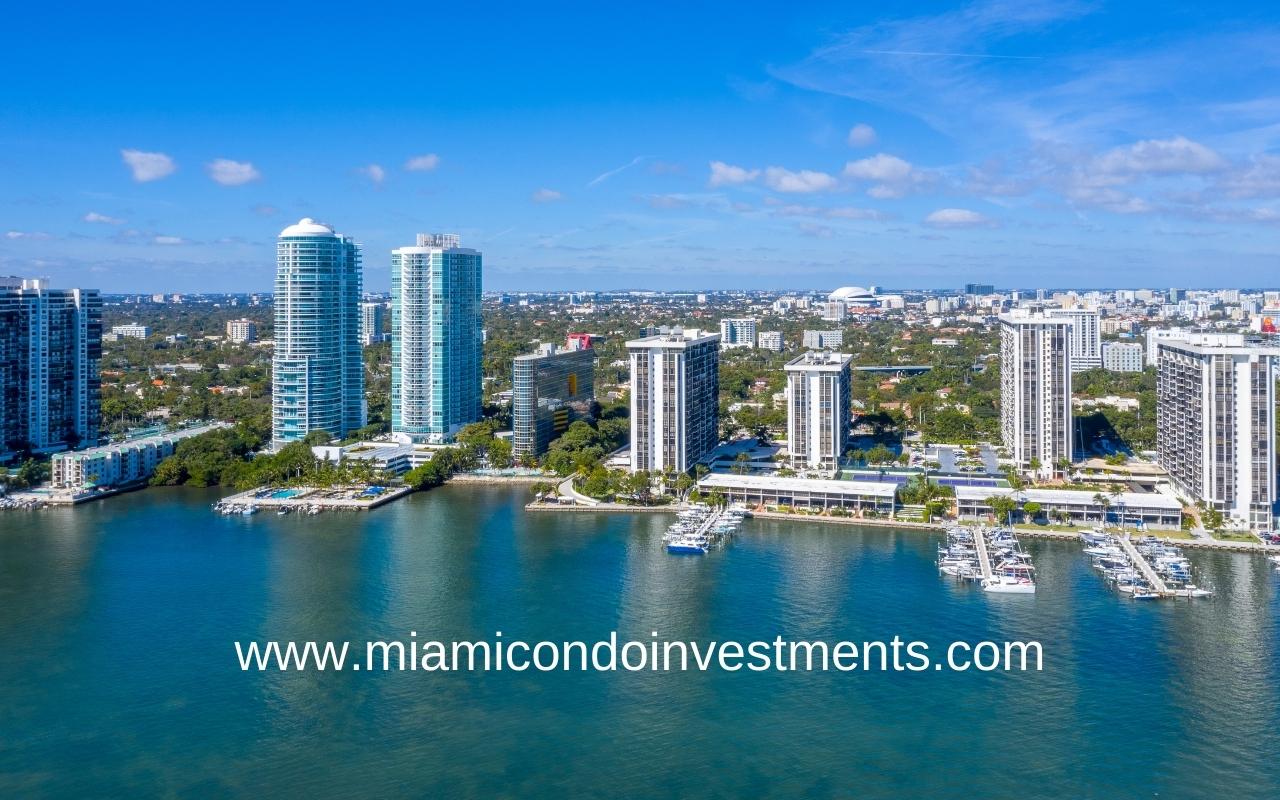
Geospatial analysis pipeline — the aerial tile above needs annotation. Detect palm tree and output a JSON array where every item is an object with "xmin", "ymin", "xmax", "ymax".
[{"xmin": 1092, "ymin": 492, "xmax": 1112, "ymax": 526}]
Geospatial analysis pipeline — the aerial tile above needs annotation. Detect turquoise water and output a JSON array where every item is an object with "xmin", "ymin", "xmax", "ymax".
[
  {"xmin": 2, "ymin": 484, "xmax": 1279, "ymax": 798},
  {"xmin": 269, "ymin": 488, "xmax": 304, "ymax": 499}
]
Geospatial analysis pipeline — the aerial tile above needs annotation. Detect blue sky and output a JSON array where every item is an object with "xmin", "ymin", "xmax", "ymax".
[{"xmin": 4, "ymin": 0, "xmax": 1280, "ymax": 292}]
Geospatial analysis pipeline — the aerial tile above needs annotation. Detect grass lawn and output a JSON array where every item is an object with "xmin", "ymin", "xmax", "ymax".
[{"xmin": 1211, "ymin": 531, "xmax": 1258, "ymax": 542}]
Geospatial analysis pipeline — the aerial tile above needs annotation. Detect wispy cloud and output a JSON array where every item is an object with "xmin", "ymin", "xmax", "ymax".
[
  {"xmin": 405, "ymin": 153, "xmax": 440, "ymax": 171},
  {"xmin": 358, "ymin": 164, "xmax": 386, "ymax": 185},
  {"xmin": 83, "ymin": 211, "xmax": 126, "ymax": 225},
  {"xmin": 924, "ymin": 208, "xmax": 994, "ymax": 228},
  {"xmin": 121, "ymin": 149, "xmax": 176, "ymax": 182},
  {"xmin": 532, "ymin": 188, "xmax": 564, "ymax": 203},
  {"xmin": 588, "ymin": 155, "xmax": 648, "ymax": 187},
  {"xmin": 6, "ymin": 230, "xmax": 54, "ymax": 240}
]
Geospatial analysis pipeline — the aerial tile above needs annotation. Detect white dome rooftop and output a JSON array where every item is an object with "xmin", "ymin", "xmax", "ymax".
[
  {"xmin": 829, "ymin": 286, "xmax": 874, "ymax": 300},
  {"xmin": 279, "ymin": 217, "xmax": 336, "ymax": 237}
]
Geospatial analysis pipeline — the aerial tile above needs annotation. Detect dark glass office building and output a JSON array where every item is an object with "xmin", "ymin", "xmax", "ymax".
[{"xmin": 512, "ymin": 344, "xmax": 596, "ymax": 460}]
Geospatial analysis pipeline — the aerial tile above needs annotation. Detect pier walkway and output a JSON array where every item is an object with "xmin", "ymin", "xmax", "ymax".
[
  {"xmin": 1118, "ymin": 534, "xmax": 1170, "ymax": 596},
  {"xmin": 694, "ymin": 508, "xmax": 724, "ymax": 540},
  {"xmin": 972, "ymin": 527, "xmax": 994, "ymax": 581}
]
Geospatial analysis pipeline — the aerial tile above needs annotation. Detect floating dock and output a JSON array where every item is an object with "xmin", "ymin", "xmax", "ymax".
[
  {"xmin": 972, "ymin": 525, "xmax": 994, "ymax": 581},
  {"xmin": 1117, "ymin": 534, "xmax": 1171, "ymax": 596}
]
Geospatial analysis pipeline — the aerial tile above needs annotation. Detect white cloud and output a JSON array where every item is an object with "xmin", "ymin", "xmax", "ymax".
[
  {"xmin": 531, "ymin": 188, "xmax": 564, "ymax": 203},
  {"xmin": 206, "ymin": 159, "xmax": 261, "ymax": 186},
  {"xmin": 358, "ymin": 164, "xmax": 386, "ymax": 184},
  {"xmin": 843, "ymin": 153, "xmax": 933, "ymax": 197},
  {"xmin": 6, "ymin": 230, "xmax": 53, "ymax": 240},
  {"xmin": 121, "ymin": 149, "xmax": 176, "ymax": 182},
  {"xmin": 153, "ymin": 235, "xmax": 187, "ymax": 245},
  {"xmin": 708, "ymin": 161, "xmax": 760, "ymax": 187},
  {"xmin": 847, "ymin": 123, "xmax": 877, "ymax": 147},
  {"xmin": 83, "ymin": 211, "xmax": 125, "ymax": 225},
  {"xmin": 843, "ymin": 153, "xmax": 914, "ymax": 182},
  {"xmin": 1092, "ymin": 136, "xmax": 1225, "ymax": 176},
  {"xmin": 405, "ymin": 153, "xmax": 441, "ymax": 171},
  {"xmin": 763, "ymin": 166, "xmax": 838, "ymax": 193},
  {"xmin": 924, "ymin": 208, "xmax": 992, "ymax": 228}
]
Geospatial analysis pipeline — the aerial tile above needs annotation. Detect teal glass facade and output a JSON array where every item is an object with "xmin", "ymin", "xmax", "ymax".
[
  {"xmin": 390, "ymin": 235, "xmax": 483, "ymax": 443},
  {"xmin": 271, "ymin": 219, "xmax": 365, "ymax": 450}
]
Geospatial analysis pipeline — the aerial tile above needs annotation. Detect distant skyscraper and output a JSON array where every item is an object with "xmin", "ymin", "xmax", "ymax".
[
  {"xmin": 360, "ymin": 302, "xmax": 386, "ymax": 345},
  {"xmin": 1101, "ymin": 341, "xmax": 1143, "ymax": 372},
  {"xmin": 627, "ymin": 329, "xmax": 719, "ymax": 473},
  {"xmin": 965, "ymin": 283, "xmax": 995, "ymax": 295},
  {"xmin": 718, "ymin": 318, "xmax": 757, "ymax": 349},
  {"xmin": 0, "ymin": 277, "xmax": 101, "ymax": 458},
  {"xmin": 512, "ymin": 343, "xmax": 596, "ymax": 460},
  {"xmin": 271, "ymin": 219, "xmax": 365, "ymax": 450},
  {"xmin": 786, "ymin": 352, "xmax": 853, "ymax": 475},
  {"xmin": 1046, "ymin": 307, "xmax": 1102, "ymax": 371},
  {"xmin": 391, "ymin": 233, "xmax": 483, "ymax": 443},
  {"xmin": 225, "ymin": 318, "xmax": 257, "ymax": 344},
  {"xmin": 1157, "ymin": 334, "xmax": 1280, "ymax": 530},
  {"xmin": 111, "ymin": 323, "xmax": 150, "ymax": 339},
  {"xmin": 820, "ymin": 301, "xmax": 848, "ymax": 322},
  {"xmin": 757, "ymin": 331, "xmax": 784, "ymax": 352},
  {"xmin": 802, "ymin": 329, "xmax": 844, "ymax": 349},
  {"xmin": 999, "ymin": 313, "xmax": 1073, "ymax": 479}
]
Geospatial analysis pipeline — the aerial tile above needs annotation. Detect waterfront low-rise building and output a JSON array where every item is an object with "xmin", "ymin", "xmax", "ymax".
[
  {"xmin": 311, "ymin": 441, "xmax": 414, "ymax": 475},
  {"xmin": 955, "ymin": 486, "xmax": 1182, "ymax": 529},
  {"xmin": 51, "ymin": 423, "xmax": 228, "ymax": 492},
  {"xmin": 698, "ymin": 473, "xmax": 896, "ymax": 515}
]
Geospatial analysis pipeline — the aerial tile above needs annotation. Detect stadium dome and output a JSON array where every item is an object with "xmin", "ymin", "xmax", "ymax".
[{"xmin": 828, "ymin": 286, "xmax": 875, "ymax": 301}]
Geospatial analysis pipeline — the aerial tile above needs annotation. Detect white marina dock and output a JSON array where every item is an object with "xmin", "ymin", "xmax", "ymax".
[
  {"xmin": 972, "ymin": 525, "xmax": 994, "ymax": 582},
  {"xmin": 1117, "ymin": 534, "xmax": 1171, "ymax": 597}
]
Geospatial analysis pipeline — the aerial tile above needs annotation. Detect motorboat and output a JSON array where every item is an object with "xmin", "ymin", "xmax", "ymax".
[
  {"xmin": 982, "ymin": 574, "xmax": 1036, "ymax": 594},
  {"xmin": 667, "ymin": 535, "xmax": 708, "ymax": 555}
]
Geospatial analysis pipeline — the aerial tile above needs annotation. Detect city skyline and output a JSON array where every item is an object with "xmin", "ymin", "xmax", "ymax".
[{"xmin": 6, "ymin": 1, "xmax": 1280, "ymax": 293}]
